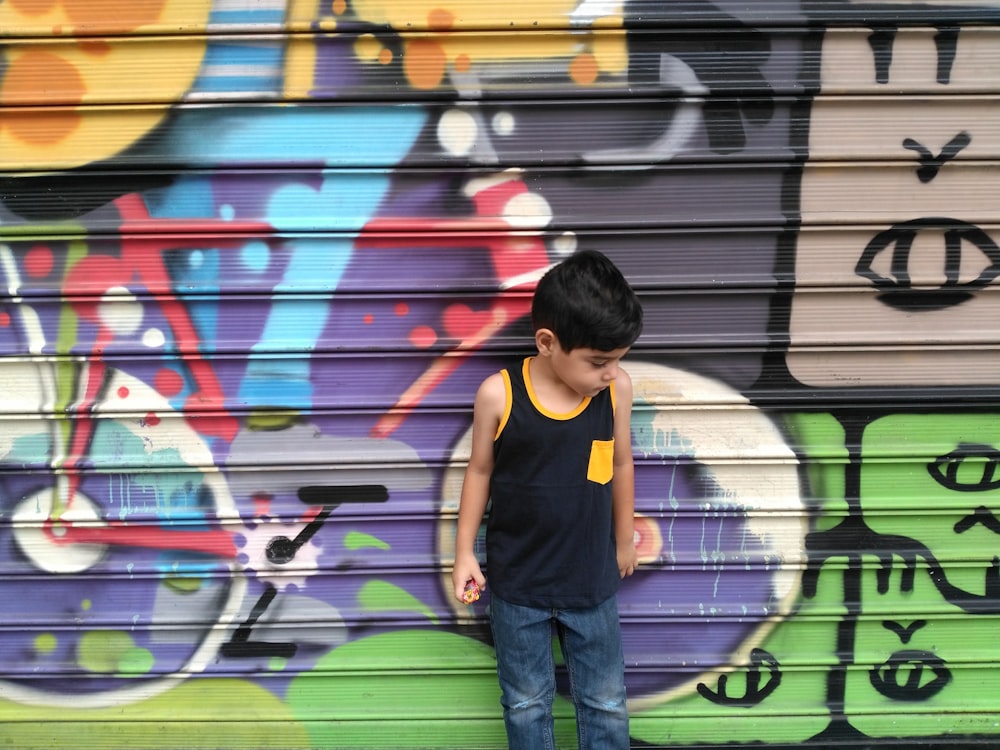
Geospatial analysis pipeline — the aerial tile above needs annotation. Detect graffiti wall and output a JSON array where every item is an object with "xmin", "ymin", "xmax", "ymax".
[{"xmin": 2, "ymin": 0, "xmax": 999, "ymax": 747}]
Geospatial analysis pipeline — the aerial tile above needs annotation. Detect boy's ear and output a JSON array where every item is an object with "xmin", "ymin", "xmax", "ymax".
[{"xmin": 535, "ymin": 328, "xmax": 557, "ymax": 356}]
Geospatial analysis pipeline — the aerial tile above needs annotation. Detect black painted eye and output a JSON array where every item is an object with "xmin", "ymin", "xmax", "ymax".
[
  {"xmin": 928, "ymin": 443, "xmax": 1000, "ymax": 492},
  {"xmin": 855, "ymin": 218, "xmax": 1000, "ymax": 311},
  {"xmin": 869, "ymin": 650, "xmax": 951, "ymax": 702}
]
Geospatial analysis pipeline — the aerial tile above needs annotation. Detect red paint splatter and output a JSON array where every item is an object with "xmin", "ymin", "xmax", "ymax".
[
  {"xmin": 64, "ymin": 255, "xmax": 127, "ymax": 321},
  {"xmin": 154, "ymin": 367, "xmax": 185, "ymax": 397},
  {"xmin": 143, "ymin": 413, "xmax": 161, "ymax": 427},
  {"xmin": 117, "ymin": 385, "xmax": 130, "ymax": 399},
  {"xmin": 408, "ymin": 325, "xmax": 438, "ymax": 348},
  {"xmin": 252, "ymin": 492, "xmax": 273, "ymax": 517},
  {"xmin": 359, "ymin": 172, "xmax": 547, "ymax": 438},
  {"xmin": 24, "ymin": 244, "xmax": 54, "ymax": 278},
  {"xmin": 113, "ymin": 193, "xmax": 272, "ymax": 443},
  {"xmin": 443, "ymin": 303, "xmax": 497, "ymax": 340}
]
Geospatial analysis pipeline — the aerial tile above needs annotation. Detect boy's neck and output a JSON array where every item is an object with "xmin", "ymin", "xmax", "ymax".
[{"xmin": 527, "ymin": 356, "xmax": 585, "ymax": 413}]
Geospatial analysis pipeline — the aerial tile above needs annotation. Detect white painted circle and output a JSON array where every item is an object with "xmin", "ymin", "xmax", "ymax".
[
  {"xmin": 437, "ymin": 108, "xmax": 478, "ymax": 157},
  {"xmin": 13, "ymin": 489, "xmax": 106, "ymax": 574}
]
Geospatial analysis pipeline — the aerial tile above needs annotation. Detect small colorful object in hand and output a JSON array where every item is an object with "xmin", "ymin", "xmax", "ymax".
[{"xmin": 462, "ymin": 579, "xmax": 481, "ymax": 604}]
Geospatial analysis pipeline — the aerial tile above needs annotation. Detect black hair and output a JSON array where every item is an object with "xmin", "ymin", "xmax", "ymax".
[{"xmin": 531, "ymin": 250, "xmax": 643, "ymax": 352}]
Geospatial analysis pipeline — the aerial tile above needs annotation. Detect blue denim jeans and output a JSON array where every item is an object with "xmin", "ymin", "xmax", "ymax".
[{"xmin": 489, "ymin": 593, "xmax": 629, "ymax": 750}]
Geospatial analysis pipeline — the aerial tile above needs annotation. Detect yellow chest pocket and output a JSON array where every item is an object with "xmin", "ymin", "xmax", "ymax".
[{"xmin": 587, "ymin": 439, "xmax": 615, "ymax": 485}]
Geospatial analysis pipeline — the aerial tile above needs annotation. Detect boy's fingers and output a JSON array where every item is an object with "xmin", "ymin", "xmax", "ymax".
[{"xmin": 452, "ymin": 576, "xmax": 484, "ymax": 604}]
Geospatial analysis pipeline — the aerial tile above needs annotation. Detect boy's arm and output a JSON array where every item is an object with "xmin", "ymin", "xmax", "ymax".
[
  {"xmin": 451, "ymin": 372, "xmax": 504, "ymax": 602},
  {"xmin": 613, "ymin": 368, "xmax": 638, "ymax": 578}
]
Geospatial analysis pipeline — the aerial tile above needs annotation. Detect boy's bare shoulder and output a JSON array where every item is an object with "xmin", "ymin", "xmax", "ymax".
[
  {"xmin": 475, "ymin": 371, "xmax": 507, "ymax": 410},
  {"xmin": 469, "ymin": 371, "xmax": 507, "ymax": 433},
  {"xmin": 616, "ymin": 366, "xmax": 634, "ymax": 394}
]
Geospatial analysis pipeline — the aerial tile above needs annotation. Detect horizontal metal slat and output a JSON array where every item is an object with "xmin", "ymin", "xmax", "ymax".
[
  {"xmin": 0, "ymin": 4, "xmax": 811, "ymax": 37},
  {"xmin": 0, "ymin": 164, "xmax": 793, "ymax": 231},
  {"xmin": 807, "ymin": 96, "xmax": 1000, "ymax": 161},
  {"xmin": 7, "ymin": 25, "xmax": 1000, "ymax": 112},
  {"xmin": 0, "ymin": 27, "xmax": 808, "ymax": 101},
  {"xmin": 4, "ymin": 162, "xmax": 998, "ymax": 233},
  {"xmin": 1, "ymin": 224, "xmax": 995, "ymax": 293},
  {"xmin": 0, "ymin": 226, "xmax": 788, "ymax": 294},
  {"xmin": 6, "ymin": 3, "xmax": 998, "ymax": 37},
  {"xmin": 799, "ymin": 161, "xmax": 1000, "ymax": 225},
  {"xmin": 0, "ymin": 288, "xmax": 773, "ymax": 355},
  {"xmin": 0, "ymin": 97, "xmax": 802, "ymax": 172}
]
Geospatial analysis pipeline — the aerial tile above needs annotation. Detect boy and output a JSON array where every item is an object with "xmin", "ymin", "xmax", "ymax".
[{"xmin": 451, "ymin": 249, "xmax": 644, "ymax": 749}]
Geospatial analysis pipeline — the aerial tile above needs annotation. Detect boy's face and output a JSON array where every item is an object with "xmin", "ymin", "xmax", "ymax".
[{"xmin": 549, "ymin": 342, "xmax": 631, "ymax": 398}]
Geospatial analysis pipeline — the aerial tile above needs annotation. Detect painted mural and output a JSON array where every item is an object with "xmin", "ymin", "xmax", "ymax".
[{"xmin": 1, "ymin": 0, "xmax": 999, "ymax": 747}]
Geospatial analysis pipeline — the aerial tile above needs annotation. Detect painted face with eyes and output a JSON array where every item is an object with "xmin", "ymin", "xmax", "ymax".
[
  {"xmin": 862, "ymin": 413, "xmax": 1000, "ymax": 606},
  {"xmin": 788, "ymin": 17, "xmax": 1000, "ymax": 388}
]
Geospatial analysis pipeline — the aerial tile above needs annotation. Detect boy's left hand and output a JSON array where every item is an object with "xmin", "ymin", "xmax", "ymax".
[{"xmin": 617, "ymin": 543, "xmax": 638, "ymax": 578}]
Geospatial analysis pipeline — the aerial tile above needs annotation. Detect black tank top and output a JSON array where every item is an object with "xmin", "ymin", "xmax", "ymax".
[{"xmin": 486, "ymin": 357, "xmax": 620, "ymax": 608}]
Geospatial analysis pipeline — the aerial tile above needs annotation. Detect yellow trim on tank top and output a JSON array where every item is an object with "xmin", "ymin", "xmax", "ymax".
[
  {"xmin": 495, "ymin": 369, "xmax": 514, "ymax": 440},
  {"xmin": 523, "ymin": 356, "xmax": 590, "ymax": 420}
]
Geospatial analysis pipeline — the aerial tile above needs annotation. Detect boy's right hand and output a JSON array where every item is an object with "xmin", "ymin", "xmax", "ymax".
[{"xmin": 451, "ymin": 555, "xmax": 485, "ymax": 604}]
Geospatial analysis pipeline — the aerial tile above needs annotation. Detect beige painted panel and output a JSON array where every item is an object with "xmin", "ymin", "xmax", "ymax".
[
  {"xmin": 807, "ymin": 96, "xmax": 1000, "ymax": 161},
  {"xmin": 794, "ymin": 14, "xmax": 1000, "ymax": 388},
  {"xmin": 788, "ymin": 229, "xmax": 1000, "ymax": 384},
  {"xmin": 820, "ymin": 27, "xmax": 1000, "ymax": 94},
  {"xmin": 789, "ymin": 285, "xmax": 1000, "ymax": 346},
  {"xmin": 791, "ymin": 225, "xmax": 1000, "ymax": 287},
  {"xmin": 786, "ymin": 344, "xmax": 1000, "ymax": 386},
  {"xmin": 799, "ymin": 162, "xmax": 1000, "ymax": 224},
  {"xmin": 790, "ymin": 162, "xmax": 1000, "ymax": 384}
]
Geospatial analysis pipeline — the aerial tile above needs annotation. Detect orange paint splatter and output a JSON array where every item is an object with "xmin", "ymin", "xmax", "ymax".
[
  {"xmin": 1, "ymin": 51, "xmax": 85, "ymax": 144},
  {"xmin": 63, "ymin": 0, "xmax": 167, "ymax": 31},
  {"xmin": 1, "ymin": 53, "xmax": 77, "ymax": 103},
  {"xmin": 332, "ymin": 0, "xmax": 348, "ymax": 15},
  {"xmin": 378, "ymin": 47, "xmax": 393, "ymax": 65},
  {"xmin": 454, "ymin": 54, "xmax": 471, "ymax": 73},
  {"xmin": 404, "ymin": 39, "xmax": 447, "ymax": 90},
  {"xmin": 569, "ymin": 53, "xmax": 599, "ymax": 86},
  {"xmin": 2, "ymin": 108, "xmax": 83, "ymax": 145},
  {"xmin": 427, "ymin": 7, "xmax": 455, "ymax": 30},
  {"xmin": 79, "ymin": 40, "xmax": 112, "ymax": 57},
  {"xmin": 8, "ymin": 0, "xmax": 58, "ymax": 14}
]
